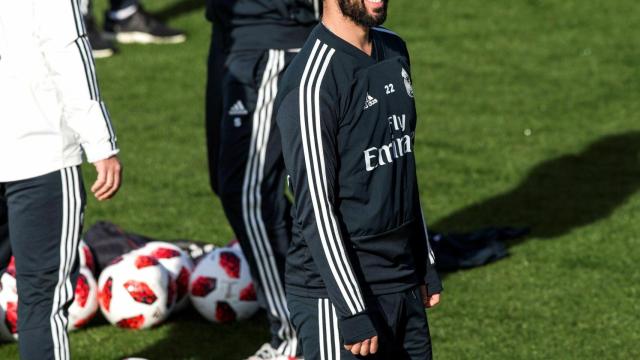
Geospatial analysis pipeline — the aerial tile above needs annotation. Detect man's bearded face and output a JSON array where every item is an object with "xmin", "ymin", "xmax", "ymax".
[{"xmin": 338, "ymin": 0, "xmax": 389, "ymax": 27}]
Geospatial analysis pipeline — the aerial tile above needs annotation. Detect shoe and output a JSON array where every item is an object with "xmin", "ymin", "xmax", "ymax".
[
  {"xmin": 245, "ymin": 343, "xmax": 302, "ymax": 360},
  {"xmin": 104, "ymin": 6, "xmax": 186, "ymax": 44},
  {"xmin": 85, "ymin": 15, "xmax": 117, "ymax": 58}
]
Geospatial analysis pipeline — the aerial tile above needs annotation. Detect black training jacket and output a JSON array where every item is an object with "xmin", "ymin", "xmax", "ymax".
[
  {"xmin": 275, "ymin": 24, "xmax": 442, "ymax": 344},
  {"xmin": 206, "ymin": 0, "xmax": 320, "ymax": 52}
]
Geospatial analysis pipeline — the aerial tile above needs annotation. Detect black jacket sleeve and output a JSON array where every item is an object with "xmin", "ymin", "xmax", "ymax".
[{"xmin": 277, "ymin": 85, "xmax": 376, "ymax": 345}]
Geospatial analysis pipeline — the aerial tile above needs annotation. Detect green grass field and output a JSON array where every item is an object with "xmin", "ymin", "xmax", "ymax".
[{"xmin": 2, "ymin": 0, "xmax": 639, "ymax": 358}]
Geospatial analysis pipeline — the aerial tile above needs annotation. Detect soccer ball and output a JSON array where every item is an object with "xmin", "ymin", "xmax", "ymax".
[
  {"xmin": 78, "ymin": 239, "xmax": 96, "ymax": 274},
  {"xmin": 0, "ymin": 272, "xmax": 18, "ymax": 341},
  {"xmin": 137, "ymin": 241, "xmax": 194, "ymax": 311},
  {"xmin": 98, "ymin": 253, "xmax": 176, "ymax": 329},
  {"xmin": 68, "ymin": 267, "xmax": 99, "ymax": 331},
  {"xmin": 189, "ymin": 247, "xmax": 258, "ymax": 323}
]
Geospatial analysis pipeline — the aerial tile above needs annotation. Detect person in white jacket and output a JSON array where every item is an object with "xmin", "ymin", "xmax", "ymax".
[{"xmin": 0, "ymin": 1, "xmax": 121, "ymax": 359}]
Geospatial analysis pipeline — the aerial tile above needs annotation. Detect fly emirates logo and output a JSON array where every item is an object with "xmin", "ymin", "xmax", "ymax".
[{"xmin": 364, "ymin": 114, "xmax": 413, "ymax": 172}]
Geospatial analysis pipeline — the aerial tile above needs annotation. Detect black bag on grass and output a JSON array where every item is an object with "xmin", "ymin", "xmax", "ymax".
[
  {"xmin": 429, "ymin": 227, "xmax": 529, "ymax": 271},
  {"xmin": 83, "ymin": 221, "xmax": 217, "ymax": 274},
  {"xmin": 83, "ymin": 221, "xmax": 151, "ymax": 274}
]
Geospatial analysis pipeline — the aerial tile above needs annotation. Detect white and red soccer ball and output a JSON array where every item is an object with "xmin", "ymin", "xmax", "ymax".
[
  {"xmin": 189, "ymin": 247, "xmax": 258, "ymax": 323},
  {"xmin": 98, "ymin": 253, "xmax": 176, "ymax": 329},
  {"xmin": 0, "ymin": 271, "xmax": 18, "ymax": 341},
  {"xmin": 67, "ymin": 267, "xmax": 99, "ymax": 331},
  {"xmin": 137, "ymin": 242, "xmax": 194, "ymax": 311}
]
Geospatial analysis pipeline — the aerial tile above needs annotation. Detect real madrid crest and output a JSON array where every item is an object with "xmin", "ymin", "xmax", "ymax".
[{"xmin": 401, "ymin": 68, "xmax": 414, "ymax": 98}]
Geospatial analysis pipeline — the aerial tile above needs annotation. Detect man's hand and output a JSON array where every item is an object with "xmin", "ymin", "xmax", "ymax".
[
  {"xmin": 420, "ymin": 284, "xmax": 441, "ymax": 308},
  {"xmin": 91, "ymin": 156, "xmax": 122, "ymax": 201},
  {"xmin": 345, "ymin": 335, "xmax": 378, "ymax": 356}
]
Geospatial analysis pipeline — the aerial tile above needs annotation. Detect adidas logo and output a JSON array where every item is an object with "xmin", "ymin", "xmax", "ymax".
[
  {"xmin": 228, "ymin": 100, "xmax": 248, "ymax": 116},
  {"xmin": 363, "ymin": 93, "xmax": 378, "ymax": 110}
]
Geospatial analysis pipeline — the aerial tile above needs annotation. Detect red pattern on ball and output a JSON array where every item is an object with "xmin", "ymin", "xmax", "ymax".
[
  {"xmin": 99, "ymin": 277, "xmax": 113, "ymax": 312},
  {"xmin": 239, "ymin": 283, "xmax": 257, "ymax": 301},
  {"xmin": 116, "ymin": 314, "xmax": 145, "ymax": 329},
  {"xmin": 219, "ymin": 251, "xmax": 240, "ymax": 279},
  {"xmin": 215, "ymin": 301, "xmax": 236, "ymax": 323},
  {"xmin": 190, "ymin": 276, "xmax": 216, "ymax": 297},
  {"xmin": 123, "ymin": 280, "xmax": 158, "ymax": 305},
  {"xmin": 150, "ymin": 247, "xmax": 180, "ymax": 259},
  {"xmin": 75, "ymin": 274, "xmax": 90, "ymax": 307},
  {"xmin": 5, "ymin": 301, "xmax": 17, "ymax": 335},
  {"xmin": 134, "ymin": 255, "xmax": 159, "ymax": 269}
]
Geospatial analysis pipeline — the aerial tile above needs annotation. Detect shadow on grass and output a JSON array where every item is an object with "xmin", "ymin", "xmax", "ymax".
[
  {"xmin": 153, "ymin": 0, "xmax": 205, "ymax": 22},
  {"xmin": 131, "ymin": 308, "xmax": 270, "ymax": 360},
  {"xmin": 433, "ymin": 131, "xmax": 640, "ymax": 239}
]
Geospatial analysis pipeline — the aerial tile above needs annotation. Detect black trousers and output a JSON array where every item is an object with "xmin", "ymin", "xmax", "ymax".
[
  {"xmin": 206, "ymin": 32, "xmax": 301, "ymax": 356},
  {"xmin": 0, "ymin": 167, "xmax": 85, "ymax": 360},
  {"xmin": 288, "ymin": 287, "xmax": 433, "ymax": 360}
]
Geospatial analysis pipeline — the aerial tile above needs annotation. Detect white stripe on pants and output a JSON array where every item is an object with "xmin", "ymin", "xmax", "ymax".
[{"xmin": 241, "ymin": 49, "xmax": 298, "ymax": 356}]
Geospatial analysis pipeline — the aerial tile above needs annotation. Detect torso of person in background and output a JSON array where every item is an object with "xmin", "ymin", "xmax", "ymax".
[{"xmin": 206, "ymin": 0, "xmax": 321, "ymax": 52}]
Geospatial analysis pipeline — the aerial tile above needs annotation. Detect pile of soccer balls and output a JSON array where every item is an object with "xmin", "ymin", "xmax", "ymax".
[
  {"xmin": 0, "ymin": 240, "xmax": 99, "ymax": 341},
  {"xmin": 0, "ymin": 239, "xmax": 258, "ymax": 339}
]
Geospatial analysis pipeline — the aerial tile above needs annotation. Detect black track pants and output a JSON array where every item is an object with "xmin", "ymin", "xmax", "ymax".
[
  {"xmin": 0, "ymin": 167, "xmax": 85, "ymax": 360},
  {"xmin": 205, "ymin": 26, "xmax": 226, "ymax": 195},
  {"xmin": 206, "ymin": 42, "xmax": 300, "ymax": 356},
  {"xmin": 288, "ymin": 287, "xmax": 433, "ymax": 360}
]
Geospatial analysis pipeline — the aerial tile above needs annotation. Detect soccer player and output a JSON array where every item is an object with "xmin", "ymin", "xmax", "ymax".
[
  {"xmin": 275, "ymin": 0, "xmax": 442, "ymax": 359},
  {"xmin": 0, "ymin": 1, "xmax": 121, "ymax": 359},
  {"xmin": 204, "ymin": 1, "xmax": 321, "ymax": 359}
]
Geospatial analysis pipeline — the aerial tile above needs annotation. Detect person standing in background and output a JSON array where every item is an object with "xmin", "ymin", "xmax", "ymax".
[
  {"xmin": 81, "ymin": 0, "xmax": 187, "ymax": 58},
  {"xmin": 81, "ymin": 0, "xmax": 117, "ymax": 58},
  {"xmin": 103, "ymin": 0, "xmax": 186, "ymax": 44},
  {"xmin": 204, "ymin": 1, "xmax": 321, "ymax": 359},
  {"xmin": 275, "ymin": 0, "xmax": 442, "ymax": 358},
  {"xmin": 0, "ymin": 1, "xmax": 122, "ymax": 358}
]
